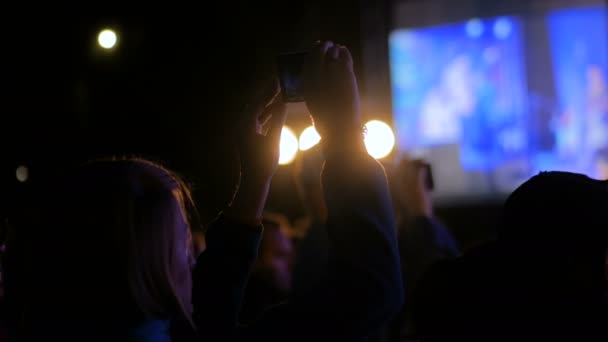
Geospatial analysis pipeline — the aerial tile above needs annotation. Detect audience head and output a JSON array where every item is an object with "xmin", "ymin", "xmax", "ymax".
[
  {"xmin": 501, "ymin": 171, "xmax": 608, "ymax": 291},
  {"xmin": 257, "ymin": 212, "xmax": 294, "ymax": 293},
  {"xmin": 27, "ymin": 158, "xmax": 197, "ymax": 327},
  {"xmin": 393, "ymin": 157, "xmax": 433, "ymax": 220}
]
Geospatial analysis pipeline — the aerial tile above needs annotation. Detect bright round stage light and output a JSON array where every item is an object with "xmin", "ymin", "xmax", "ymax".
[
  {"xmin": 299, "ymin": 126, "xmax": 321, "ymax": 151},
  {"xmin": 364, "ymin": 120, "xmax": 396, "ymax": 159},
  {"xmin": 98, "ymin": 29, "xmax": 118, "ymax": 49},
  {"xmin": 16, "ymin": 165, "xmax": 29, "ymax": 183},
  {"xmin": 493, "ymin": 17, "xmax": 513, "ymax": 39},
  {"xmin": 279, "ymin": 126, "xmax": 299, "ymax": 165},
  {"xmin": 465, "ymin": 18, "xmax": 484, "ymax": 38}
]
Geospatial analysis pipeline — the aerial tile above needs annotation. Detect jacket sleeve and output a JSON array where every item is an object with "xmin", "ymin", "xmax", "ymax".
[
  {"xmin": 241, "ymin": 152, "xmax": 404, "ymax": 340},
  {"xmin": 394, "ymin": 216, "xmax": 461, "ymax": 339},
  {"xmin": 191, "ymin": 216, "xmax": 262, "ymax": 339},
  {"xmin": 399, "ymin": 216, "xmax": 460, "ymax": 295}
]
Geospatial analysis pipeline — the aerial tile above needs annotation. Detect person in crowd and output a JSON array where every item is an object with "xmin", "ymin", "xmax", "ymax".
[
  {"xmin": 592, "ymin": 148, "xmax": 608, "ymax": 179},
  {"xmin": 190, "ymin": 229, "xmax": 206, "ymax": 259},
  {"xmin": 293, "ymin": 144, "xmax": 327, "ymax": 227},
  {"xmin": 183, "ymin": 196, "xmax": 206, "ymax": 259},
  {"xmin": 194, "ymin": 40, "xmax": 403, "ymax": 340},
  {"xmin": 290, "ymin": 144, "xmax": 329, "ymax": 296},
  {"xmin": 15, "ymin": 159, "xmax": 201, "ymax": 340},
  {"xmin": 414, "ymin": 171, "xmax": 608, "ymax": 340},
  {"xmin": 290, "ymin": 136, "xmax": 461, "ymax": 342},
  {"xmin": 240, "ymin": 212, "xmax": 294, "ymax": 324},
  {"xmin": 11, "ymin": 41, "xmax": 403, "ymax": 341},
  {"xmin": 390, "ymin": 158, "xmax": 460, "ymax": 341},
  {"xmin": 584, "ymin": 64, "xmax": 608, "ymax": 165},
  {"xmin": 291, "ymin": 143, "xmax": 394, "ymax": 342}
]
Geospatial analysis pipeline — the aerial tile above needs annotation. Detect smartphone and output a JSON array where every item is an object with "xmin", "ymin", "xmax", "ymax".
[{"xmin": 277, "ymin": 52, "xmax": 308, "ymax": 103}]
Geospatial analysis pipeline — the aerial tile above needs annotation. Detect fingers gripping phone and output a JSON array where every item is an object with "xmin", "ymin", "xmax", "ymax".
[{"xmin": 277, "ymin": 52, "xmax": 308, "ymax": 103}]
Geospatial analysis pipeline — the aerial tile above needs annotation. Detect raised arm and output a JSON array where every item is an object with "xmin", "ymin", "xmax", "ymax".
[
  {"xmin": 192, "ymin": 42, "xmax": 403, "ymax": 341},
  {"xmin": 191, "ymin": 80, "xmax": 287, "ymax": 339},
  {"xmin": 395, "ymin": 158, "xmax": 460, "ymax": 289},
  {"xmin": 242, "ymin": 42, "xmax": 403, "ymax": 340}
]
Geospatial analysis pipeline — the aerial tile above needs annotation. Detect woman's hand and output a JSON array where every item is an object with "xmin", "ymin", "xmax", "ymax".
[
  {"xmin": 227, "ymin": 79, "xmax": 287, "ymax": 225},
  {"xmin": 303, "ymin": 41, "xmax": 362, "ymax": 149}
]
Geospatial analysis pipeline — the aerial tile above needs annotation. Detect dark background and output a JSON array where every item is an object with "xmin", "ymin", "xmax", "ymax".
[{"xmin": 0, "ymin": 0, "xmax": 502, "ymax": 249}]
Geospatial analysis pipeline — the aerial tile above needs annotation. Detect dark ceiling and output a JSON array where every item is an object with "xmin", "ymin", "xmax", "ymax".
[{"xmin": 0, "ymin": 0, "xmax": 366, "ymax": 221}]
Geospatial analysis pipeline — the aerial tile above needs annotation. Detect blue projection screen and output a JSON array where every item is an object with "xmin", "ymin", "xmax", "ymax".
[
  {"xmin": 546, "ymin": 7, "xmax": 608, "ymax": 177},
  {"xmin": 389, "ymin": 6, "xmax": 608, "ymax": 200}
]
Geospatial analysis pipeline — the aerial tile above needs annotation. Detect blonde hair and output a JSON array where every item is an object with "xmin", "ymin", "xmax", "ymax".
[{"xmin": 25, "ymin": 158, "xmax": 198, "ymax": 329}]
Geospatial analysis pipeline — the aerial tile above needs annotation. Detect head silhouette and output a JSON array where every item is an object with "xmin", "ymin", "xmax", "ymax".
[
  {"xmin": 24, "ymin": 159, "xmax": 197, "ymax": 331},
  {"xmin": 501, "ymin": 171, "xmax": 608, "ymax": 291}
]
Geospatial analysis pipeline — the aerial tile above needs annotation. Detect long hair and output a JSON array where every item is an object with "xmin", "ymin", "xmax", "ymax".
[{"xmin": 22, "ymin": 158, "xmax": 197, "ymax": 333}]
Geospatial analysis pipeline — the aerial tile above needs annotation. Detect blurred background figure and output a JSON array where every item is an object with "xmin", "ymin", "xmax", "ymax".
[
  {"xmin": 584, "ymin": 65, "xmax": 608, "ymax": 168},
  {"xmin": 293, "ymin": 144, "xmax": 327, "ymax": 230},
  {"xmin": 182, "ymin": 197, "xmax": 206, "ymax": 259},
  {"xmin": 291, "ymin": 144, "xmax": 329, "ymax": 296},
  {"xmin": 555, "ymin": 64, "xmax": 608, "ymax": 174},
  {"xmin": 390, "ymin": 158, "xmax": 461, "ymax": 342},
  {"xmin": 419, "ymin": 55, "xmax": 477, "ymax": 145},
  {"xmin": 190, "ymin": 229, "xmax": 206, "ymax": 259},
  {"xmin": 240, "ymin": 212, "xmax": 295, "ymax": 324},
  {"xmin": 592, "ymin": 148, "xmax": 608, "ymax": 180}
]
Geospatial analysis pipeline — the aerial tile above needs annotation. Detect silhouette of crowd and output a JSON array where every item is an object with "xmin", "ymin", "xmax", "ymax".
[{"xmin": 0, "ymin": 41, "xmax": 606, "ymax": 342}]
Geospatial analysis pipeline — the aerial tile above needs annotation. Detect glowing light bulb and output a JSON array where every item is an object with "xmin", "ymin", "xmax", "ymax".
[
  {"xmin": 364, "ymin": 120, "xmax": 396, "ymax": 159},
  {"xmin": 493, "ymin": 17, "xmax": 513, "ymax": 39},
  {"xmin": 98, "ymin": 29, "xmax": 118, "ymax": 49},
  {"xmin": 299, "ymin": 126, "xmax": 321, "ymax": 151},
  {"xmin": 465, "ymin": 18, "xmax": 484, "ymax": 38},
  {"xmin": 16, "ymin": 165, "xmax": 29, "ymax": 183},
  {"xmin": 279, "ymin": 126, "xmax": 299, "ymax": 165}
]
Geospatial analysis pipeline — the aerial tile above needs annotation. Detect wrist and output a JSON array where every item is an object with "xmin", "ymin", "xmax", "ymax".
[
  {"xmin": 227, "ymin": 178, "xmax": 271, "ymax": 226},
  {"xmin": 320, "ymin": 124, "xmax": 367, "ymax": 157}
]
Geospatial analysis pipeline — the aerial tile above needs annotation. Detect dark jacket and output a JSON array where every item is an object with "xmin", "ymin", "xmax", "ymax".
[
  {"xmin": 292, "ymin": 215, "xmax": 460, "ymax": 342},
  {"xmin": 13, "ymin": 152, "xmax": 403, "ymax": 341},
  {"xmin": 399, "ymin": 216, "xmax": 460, "ymax": 301},
  {"xmin": 192, "ymin": 152, "xmax": 404, "ymax": 340},
  {"xmin": 394, "ymin": 216, "xmax": 460, "ymax": 340},
  {"xmin": 414, "ymin": 172, "xmax": 608, "ymax": 341},
  {"xmin": 291, "ymin": 220, "xmax": 330, "ymax": 297}
]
